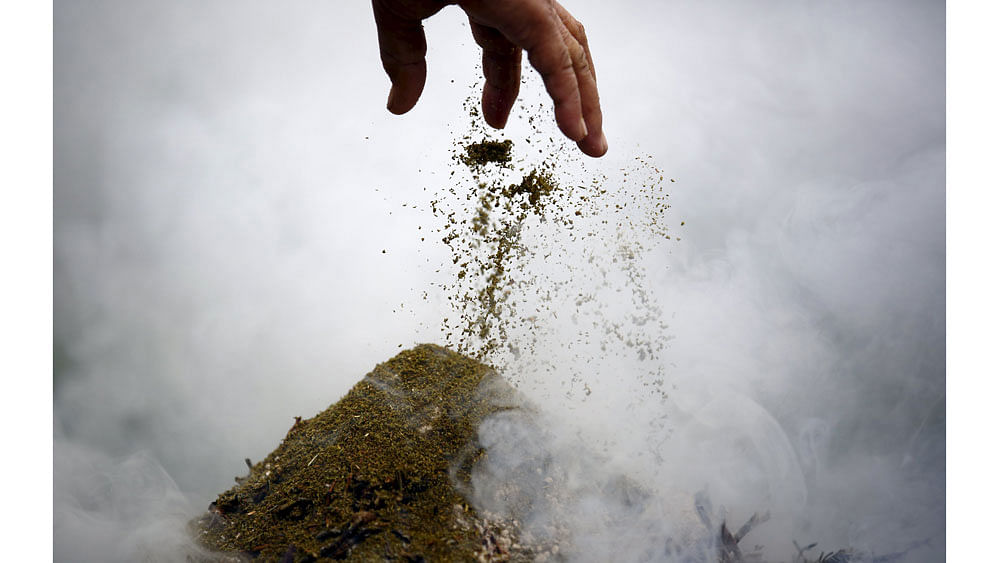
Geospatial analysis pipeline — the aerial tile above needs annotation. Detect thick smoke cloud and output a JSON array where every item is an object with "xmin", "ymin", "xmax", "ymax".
[{"xmin": 54, "ymin": 1, "xmax": 944, "ymax": 561}]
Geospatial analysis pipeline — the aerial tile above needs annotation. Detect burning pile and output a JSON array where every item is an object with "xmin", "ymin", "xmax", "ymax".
[{"xmin": 192, "ymin": 344, "xmax": 532, "ymax": 562}]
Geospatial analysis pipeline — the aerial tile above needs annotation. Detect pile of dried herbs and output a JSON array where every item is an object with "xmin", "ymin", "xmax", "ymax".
[{"xmin": 192, "ymin": 344, "xmax": 531, "ymax": 562}]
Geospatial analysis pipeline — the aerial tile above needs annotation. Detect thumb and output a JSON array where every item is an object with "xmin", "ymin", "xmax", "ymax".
[{"xmin": 373, "ymin": 1, "xmax": 430, "ymax": 114}]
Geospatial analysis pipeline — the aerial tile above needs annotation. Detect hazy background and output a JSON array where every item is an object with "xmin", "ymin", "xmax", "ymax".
[{"xmin": 54, "ymin": 0, "xmax": 945, "ymax": 561}]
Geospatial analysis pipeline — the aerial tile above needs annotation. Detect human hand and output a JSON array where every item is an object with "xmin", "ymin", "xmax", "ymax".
[{"xmin": 372, "ymin": 0, "xmax": 607, "ymax": 157}]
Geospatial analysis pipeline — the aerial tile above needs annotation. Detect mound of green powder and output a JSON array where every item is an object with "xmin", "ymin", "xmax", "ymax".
[{"xmin": 192, "ymin": 344, "xmax": 530, "ymax": 562}]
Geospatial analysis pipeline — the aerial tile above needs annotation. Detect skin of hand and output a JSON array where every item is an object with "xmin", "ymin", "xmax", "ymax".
[{"xmin": 372, "ymin": 0, "xmax": 608, "ymax": 157}]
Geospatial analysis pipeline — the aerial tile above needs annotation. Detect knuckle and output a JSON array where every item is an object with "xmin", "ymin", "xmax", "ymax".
[
  {"xmin": 526, "ymin": 41, "xmax": 572, "ymax": 76},
  {"xmin": 553, "ymin": 50, "xmax": 577, "ymax": 78},
  {"xmin": 567, "ymin": 41, "xmax": 588, "ymax": 70}
]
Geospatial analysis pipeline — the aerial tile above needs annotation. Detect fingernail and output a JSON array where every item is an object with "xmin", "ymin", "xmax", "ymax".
[{"xmin": 578, "ymin": 117, "xmax": 589, "ymax": 141}]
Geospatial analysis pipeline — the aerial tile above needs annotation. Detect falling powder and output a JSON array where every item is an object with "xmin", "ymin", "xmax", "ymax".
[{"xmin": 424, "ymin": 89, "xmax": 681, "ymax": 398}]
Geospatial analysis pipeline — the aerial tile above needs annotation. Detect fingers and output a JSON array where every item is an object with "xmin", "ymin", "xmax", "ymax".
[
  {"xmin": 554, "ymin": 1, "xmax": 595, "ymax": 82},
  {"xmin": 469, "ymin": 20, "xmax": 522, "ymax": 129},
  {"xmin": 518, "ymin": 10, "xmax": 589, "ymax": 143},
  {"xmin": 372, "ymin": 0, "xmax": 430, "ymax": 114},
  {"xmin": 553, "ymin": 2, "xmax": 606, "ymax": 157},
  {"xmin": 372, "ymin": 0, "xmax": 607, "ymax": 157},
  {"xmin": 460, "ymin": 0, "xmax": 607, "ymax": 157}
]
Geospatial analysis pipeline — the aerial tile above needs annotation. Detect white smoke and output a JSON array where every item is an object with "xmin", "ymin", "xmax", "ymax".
[{"xmin": 54, "ymin": 429, "xmax": 215, "ymax": 562}]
